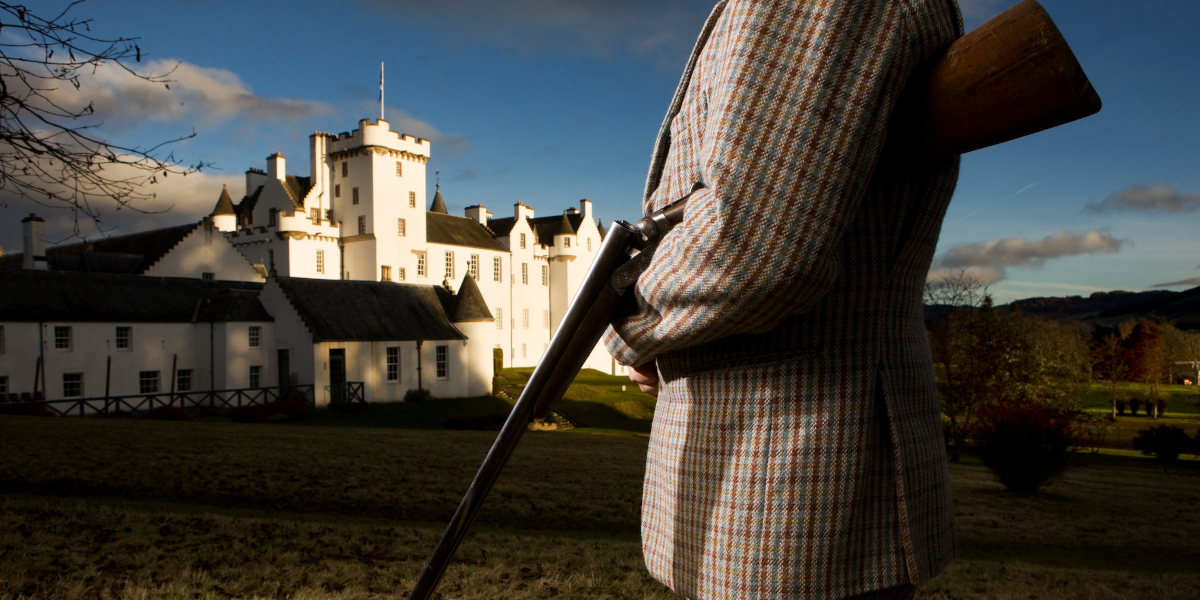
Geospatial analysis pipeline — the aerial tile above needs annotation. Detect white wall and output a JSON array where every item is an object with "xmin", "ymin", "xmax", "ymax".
[{"xmin": 144, "ymin": 219, "xmax": 264, "ymax": 282}]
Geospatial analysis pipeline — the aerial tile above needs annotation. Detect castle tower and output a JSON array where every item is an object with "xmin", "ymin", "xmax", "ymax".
[
  {"xmin": 211, "ymin": 186, "xmax": 237, "ymax": 232},
  {"xmin": 450, "ymin": 274, "xmax": 496, "ymax": 396},
  {"xmin": 324, "ymin": 118, "xmax": 430, "ymax": 282}
]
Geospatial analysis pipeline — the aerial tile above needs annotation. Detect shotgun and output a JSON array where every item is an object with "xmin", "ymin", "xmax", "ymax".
[{"xmin": 407, "ymin": 2, "xmax": 1101, "ymax": 597}]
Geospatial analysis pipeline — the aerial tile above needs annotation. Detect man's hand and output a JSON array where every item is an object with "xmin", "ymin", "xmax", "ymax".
[{"xmin": 627, "ymin": 360, "xmax": 660, "ymax": 398}]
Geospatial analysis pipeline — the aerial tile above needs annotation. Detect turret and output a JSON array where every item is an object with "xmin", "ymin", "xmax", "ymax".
[
  {"xmin": 430, "ymin": 183, "xmax": 448, "ymax": 214},
  {"xmin": 450, "ymin": 275, "xmax": 495, "ymax": 396},
  {"xmin": 211, "ymin": 185, "xmax": 237, "ymax": 232}
]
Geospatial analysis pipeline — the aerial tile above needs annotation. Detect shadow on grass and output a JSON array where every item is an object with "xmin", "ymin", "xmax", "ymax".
[{"xmin": 299, "ymin": 396, "xmax": 515, "ymax": 429}]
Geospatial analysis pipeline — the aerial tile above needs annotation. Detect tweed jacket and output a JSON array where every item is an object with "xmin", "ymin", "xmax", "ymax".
[{"xmin": 603, "ymin": 1, "xmax": 963, "ymax": 599}]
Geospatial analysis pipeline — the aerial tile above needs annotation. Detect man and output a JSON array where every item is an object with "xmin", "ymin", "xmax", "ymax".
[{"xmin": 604, "ymin": 1, "xmax": 963, "ymax": 599}]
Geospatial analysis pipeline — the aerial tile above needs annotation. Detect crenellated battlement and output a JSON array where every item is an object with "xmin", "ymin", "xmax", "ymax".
[{"xmin": 327, "ymin": 118, "xmax": 430, "ymax": 158}]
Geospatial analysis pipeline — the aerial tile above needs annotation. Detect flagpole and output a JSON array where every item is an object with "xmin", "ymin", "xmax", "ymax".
[{"xmin": 380, "ymin": 61, "xmax": 385, "ymax": 121}]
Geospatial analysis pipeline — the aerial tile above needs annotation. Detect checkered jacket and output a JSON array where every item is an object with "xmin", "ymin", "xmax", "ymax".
[{"xmin": 604, "ymin": 1, "xmax": 963, "ymax": 598}]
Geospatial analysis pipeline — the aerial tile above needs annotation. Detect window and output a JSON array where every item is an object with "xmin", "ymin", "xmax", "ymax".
[
  {"xmin": 335, "ymin": 184, "xmax": 341, "ymax": 198},
  {"xmin": 417, "ymin": 253, "xmax": 426, "ymax": 277},
  {"xmin": 249, "ymin": 326, "xmax": 261, "ymax": 348},
  {"xmin": 0, "ymin": 376, "xmax": 7, "ymax": 394},
  {"xmin": 588, "ymin": 237, "xmax": 592, "ymax": 251},
  {"xmin": 177, "ymin": 369, "xmax": 193, "ymax": 392},
  {"xmin": 469, "ymin": 254, "xmax": 479, "ymax": 281},
  {"xmin": 54, "ymin": 326, "xmax": 71, "ymax": 351},
  {"xmin": 520, "ymin": 233, "xmax": 526, "ymax": 249},
  {"xmin": 409, "ymin": 191, "xmax": 416, "ymax": 208},
  {"xmin": 381, "ymin": 265, "xmax": 392, "ymax": 281},
  {"xmin": 541, "ymin": 265, "xmax": 548, "ymax": 286},
  {"xmin": 521, "ymin": 343, "xmax": 527, "ymax": 358},
  {"xmin": 352, "ymin": 187, "xmax": 360, "ymax": 205},
  {"xmin": 398, "ymin": 218, "xmax": 406, "ymax": 236},
  {"xmin": 269, "ymin": 208, "xmax": 277, "ymax": 226},
  {"xmin": 341, "ymin": 162, "xmax": 348, "ymax": 177},
  {"xmin": 316, "ymin": 250, "xmax": 325, "ymax": 274},
  {"xmin": 395, "ymin": 161, "xmax": 403, "ymax": 177},
  {"xmin": 324, "ymin": 209, "xmax": 331, "ymax": 221},
  {"xmin": 521, "ymin": 263, "xmax": 528, "ymax": 284},
  {"xmin": 493, "ymin": 257, "xmax": 502, "ymax": 282},
  {"xmin": 436, "ymin": 345, "xmax": 448, "ymax": 379},
  {"xmin": 115, "ymin": 326, "xmax": 132, "ymax": 350},
  {"xmin": 358, "ymin": 216, "xmax": 366, "ymax": 235},
  {"xmin": 62, "ymin": 373, "xmax": 83, "ymax": 398},
  {"xmin": 250, "ymin": 365, "xmax": 261, "ymax": 389},
  {"xmin": 311, "ymin": 208, "xmax": 319, "ymax": 223},
  {"xmin": 202, "ymin": 272, "xmax": 214, "ymax": 280},
  {"xmin": 522, "ymin": 308, "xmax": 529, "ymax": 329},
  {"xmin": 564, "ymin": 237, "xmax": 571, "ymax": 248},
  {"xmin": 387, "ymin": 346, "xmax": 400, "ymax": 382},
  {"xmin": 495, "ymin": 308, "xmax": 503, "ymax": 329},
  {"xmin": 398, "ymin": 267, "xmax": 406, "ymax": 281},
  {"xmin": 543, "ymin": 309, "xmax": 549, "ymax": 329},
  {"xmin": 445, "ymin": 251, "xmax": 455, "ymax": 280},
  {"xmin": 139, "ymin": 371, "xmax": 159, "ymax": 394}
]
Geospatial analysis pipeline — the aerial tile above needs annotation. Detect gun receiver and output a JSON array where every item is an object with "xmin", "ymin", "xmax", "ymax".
[{"xmin": 406, "ymin": 2, "xmax": 1100, "ymax": 598}]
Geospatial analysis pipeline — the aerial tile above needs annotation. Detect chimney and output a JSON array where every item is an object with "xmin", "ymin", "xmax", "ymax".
[
  {"xmin": 464, "ymin": 205, "xmax": 491, "ymax": 226},
  {"xmin": 579, "ymin": 198, "xmax": 592, "ymax": 219},
  {"xmin": 267, "ymin": 153, "xmax": 286, "ymax": 181},
  {"xmin": 21, "ymin": 213, "xmax": 47, "ymax": 270}
]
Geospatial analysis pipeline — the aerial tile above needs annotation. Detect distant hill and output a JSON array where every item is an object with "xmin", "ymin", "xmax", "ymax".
[{"xmin": 1004, "ymin": 286, "xmax": 1200, "ymax": 330}]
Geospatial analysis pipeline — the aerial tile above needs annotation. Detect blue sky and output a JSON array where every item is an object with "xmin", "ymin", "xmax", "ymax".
[{"xmin": 4, "ymin": 0, "xmax": 1200, "ymax": 304}]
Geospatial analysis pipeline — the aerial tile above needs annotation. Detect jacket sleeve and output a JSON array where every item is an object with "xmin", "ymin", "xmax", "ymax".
[{"xmin": 606, "ymin": 0, "xmax": 924, "ymax": 367}]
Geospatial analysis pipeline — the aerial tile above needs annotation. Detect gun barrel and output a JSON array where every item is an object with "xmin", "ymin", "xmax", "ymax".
[{"xmin": 406, "ymin": 221, "xmax": 641, "ymax": 600}]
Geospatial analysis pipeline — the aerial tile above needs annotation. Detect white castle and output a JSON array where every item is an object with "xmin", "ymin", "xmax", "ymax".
[
  {"xmin": 213, "ymin": 118, "xmax": 610, "ymax": 372},
  {"xmin": 0, "ymin": 118, "xmax": 615, "ymax": 406}
]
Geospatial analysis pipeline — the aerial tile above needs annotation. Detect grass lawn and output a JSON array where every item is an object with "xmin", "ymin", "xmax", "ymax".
[
  {"xmin": 2, "ymin": 383, "xmax": 1199, "ymax": 599},
  {"xmin": 495, "ymin": 368, "xmax": 657, "ymax": 435}
]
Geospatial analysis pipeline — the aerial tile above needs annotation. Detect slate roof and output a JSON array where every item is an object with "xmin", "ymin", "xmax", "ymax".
[
  {"xmin": 0, "ymin": 269, "xmax": 269, "ymax": 323},
  {"xmin": 487, "ymin": 216, "xmax": 517, "ymax": 238},
  {"xmin": 449, "ymin": 275, "xmax": 494, "ymax": 322},
  {"xmin": 426, "ymin": 212, "xmax": 509, "ymax": 251},
  {"xmin": 273, "ymin": 276, "xmax": 466, "ymax": 343},
  {"xmin": 282, "ymin": 175, "xmax": 312, "ymax": 209},
  {"xmin": 212, "ymin": 186, "xmax": 236, "ymax": 216},
  {"xmin": 430, "ymin": 185, "xmax": 448, "ymax": 214},
  {"xmin": 529, "ymin": 213, "xmax": 586, "ymax": 246},
  {"xmin": 0, "ymin": 222, "xmax": 201, "ymax": 275},
  {"xmin": 236, "ymin": 185, "xmax": 264, "ymax": 221}
]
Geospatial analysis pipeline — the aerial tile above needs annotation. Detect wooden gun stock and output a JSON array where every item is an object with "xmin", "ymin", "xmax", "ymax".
[{"xmin": 406, "ymin": 2, "xmax": 1101, "ymax": 598}]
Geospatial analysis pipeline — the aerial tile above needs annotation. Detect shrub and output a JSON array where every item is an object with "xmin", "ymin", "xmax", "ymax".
[
  {"xmin": 146, "ymin": 405, "xmax": 191, "ymax": 421},
  {"xmin": 1132, "ymin": 425, "xmax": 1192, "ymax": 463},
  {"xmin": 1144, "ymin": 399, "xmax": 1156, "ymax": 417},
  {"xmin": 226, "ymin": 397, "xmax": 310, "ymax": 423},
  {"xmin": 1155, "ymin": 396, "xmax": 1169, "ymax": 417},
  {"xmin": 972, "ymin": 400, "xmax": 1090, "ymax": 494},
  {"xmin": 0, "ymin": 401, "xmax": 56, "ymax": 417},
  {"xmin": 404, "ymin": 388, "xmax": 434, "ymax": 403},
  {"xmin": 1114, "ymin": 398, "xmax": 1128, "ymax": 415},
  {"xmin": 1129, "ymin": 398, "xmax": 1142, "ymax": 415}
]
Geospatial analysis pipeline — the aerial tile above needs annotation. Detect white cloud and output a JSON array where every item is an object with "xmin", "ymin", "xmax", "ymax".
[
  {"xmin": 927, "ymin": 230, "xmax": 1124, "ymax": 285},
  {"xmin": 31, "ymin": 58, "xmax": 333, "ymax": 131},
  {"xmin": 0, "ymin": 161, "xmax": 242, "ymax": 248},
  {"xmin": 1086, "ymin": 183, "xmax": 1200, "ymax": 214}
]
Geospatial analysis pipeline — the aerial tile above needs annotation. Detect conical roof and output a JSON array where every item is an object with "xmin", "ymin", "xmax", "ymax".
[
  {"xmin": 212, "ymin": 185, "xmax": 236, "ymax": 216},
  {"xmin": 430, "ymin": 184, "xmax": 448, "ymax": 214},
  {"xmin": 558, "ymin": 212, "xmax": 576, "ymax": 235},
  {"xmin": 450, "ymin": 274, "xmax": 494, "ymax": 322},
  {"xmin": 597, "ymin": 218, "xmax": 606, "ymax": 240}
]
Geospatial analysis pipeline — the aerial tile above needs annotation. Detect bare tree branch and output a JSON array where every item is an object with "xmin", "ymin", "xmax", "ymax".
[{"xmin": 0, "ymin": 1, "xmax": 210, "ymax": 237}]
